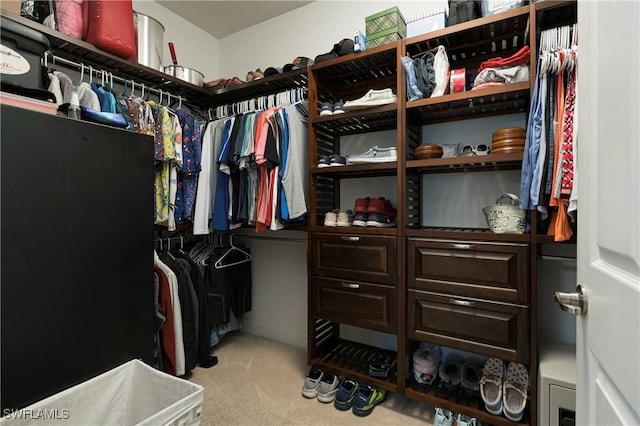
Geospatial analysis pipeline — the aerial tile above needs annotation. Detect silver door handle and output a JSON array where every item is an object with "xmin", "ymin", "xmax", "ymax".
[
  {"xmin": 341, "ymin": 282, "xmax": 360, "ymax": 289},
  {"xmin": 448, "ymin": 298, "xmax": 475, "ymax": 307},
  {"xmin": 341, "ymin": 236, "xmax": 360, "ymax": 242},
  {"xmin": 554, "ymin": 284, "xmax": 587, "ymax": 316},
  {"xmin": 451, "ymin": 243, "xmax": 476, "ymax": 250}
]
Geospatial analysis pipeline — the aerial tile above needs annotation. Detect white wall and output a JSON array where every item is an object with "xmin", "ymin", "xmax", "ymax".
[
  {"xmin": 219, "ymin": 1, "xmax": 447, "ymax": 79},
  {"xmin": 133, "ymin": 0, "xmax": 220, "ymax": 81}
]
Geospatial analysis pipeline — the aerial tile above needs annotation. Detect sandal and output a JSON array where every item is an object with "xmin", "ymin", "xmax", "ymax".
[
  {"xmin": 480, "ymin": 357, "xmax": 505, "ymax": 415},
  {"xmin": 502, "ymin": 362, "xmax": 529, "ymax": 422}
]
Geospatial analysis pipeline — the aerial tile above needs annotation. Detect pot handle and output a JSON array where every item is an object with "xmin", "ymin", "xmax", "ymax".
[{"xmin": 168, "ymin": 42, "xmax": 178, "ymax": 65}]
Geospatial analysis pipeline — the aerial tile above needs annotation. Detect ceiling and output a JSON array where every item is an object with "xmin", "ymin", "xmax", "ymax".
[{"xmin": 156, "ymin": 1, "xmax": 314, "ymax": 39}]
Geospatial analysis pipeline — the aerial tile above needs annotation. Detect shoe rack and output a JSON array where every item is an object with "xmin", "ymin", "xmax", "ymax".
[{"xmin": 306, "ymin": 2, "xmax": 577, "ymax": 426}]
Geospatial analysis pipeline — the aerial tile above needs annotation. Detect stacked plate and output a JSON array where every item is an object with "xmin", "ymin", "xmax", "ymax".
[
  {"xmin": 415, "ymin": 144, "xmax": 443, "ymax": 159},
  {"xmin": 491, "ymin": 127, "xmax": 526, "ymax": 154}
]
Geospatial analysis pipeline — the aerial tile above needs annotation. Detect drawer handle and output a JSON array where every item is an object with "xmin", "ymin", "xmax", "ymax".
[
  {"xmin": 341, "ymin": 282, "xmax": 360, "ymax": 289},
  {"xmin": 449, "ymin": 298, "xmax": 475, "ymax": 307},
  {"xmin": 451, "ymin": 243, "xmax": 476, "ymax": 250},
  {"xmin": 341, "ymin": 236, "xmax": 360, "ymax": 242}
]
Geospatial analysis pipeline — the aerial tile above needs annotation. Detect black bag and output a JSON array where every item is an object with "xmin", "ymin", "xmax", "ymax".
[
  {"xmin": 413, "ymin": 52, "xmax": 436, "ymax": 98},
  {"xmin": 315, "ymin": 38, "xmax": 354, "ymax": 63},
  {"xmin": 448, "ymin": 0, "xmax": 482, "ymax": 26}
]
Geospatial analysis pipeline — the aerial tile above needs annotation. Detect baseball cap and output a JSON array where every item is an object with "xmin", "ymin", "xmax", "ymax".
[
  {"xmin": 263, "ymin": 67, "xmax": 282, "ymax": 77},
  {"xmin": 283, "ymin": 57, "xmax": 314, "ymax": 72}
]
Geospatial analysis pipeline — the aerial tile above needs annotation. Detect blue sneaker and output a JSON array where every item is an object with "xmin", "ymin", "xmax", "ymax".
[
  {"xmin": 333, "ymin": 378, "xmax": 359, "ymax": 410},
  {"xmin": 351, "ymin": 384, "xmax": 387, "ymax": 417}
]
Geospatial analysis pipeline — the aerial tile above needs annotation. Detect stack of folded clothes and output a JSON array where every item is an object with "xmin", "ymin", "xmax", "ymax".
[{"xmin": 472, "ymin": 45, "xmax": 530, "ymax": 90}]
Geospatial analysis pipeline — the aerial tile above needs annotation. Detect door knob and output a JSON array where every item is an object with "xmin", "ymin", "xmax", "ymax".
[{"xmin": 554, "ymin": 284, "xmax": 587, "ymax": 316}]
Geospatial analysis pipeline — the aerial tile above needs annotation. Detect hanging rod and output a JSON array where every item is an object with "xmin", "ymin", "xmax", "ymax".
[
  {"xmin": 210, "ymin": 86, "xmax": 307, "ymax": 120},
  {"xmin": 44, "ymin": 52, "xmax": 184, "ymax": 107}
]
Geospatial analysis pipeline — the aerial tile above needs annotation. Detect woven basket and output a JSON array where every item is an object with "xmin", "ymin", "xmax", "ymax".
[{"xmin": 482, "ymin": 193, "xmax": 526, "ymax": 233}]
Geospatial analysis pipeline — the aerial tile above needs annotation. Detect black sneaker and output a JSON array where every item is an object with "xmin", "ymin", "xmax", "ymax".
[{"xmin": 333, "ymin": 378, "xmax": 359, "ymax": 410}]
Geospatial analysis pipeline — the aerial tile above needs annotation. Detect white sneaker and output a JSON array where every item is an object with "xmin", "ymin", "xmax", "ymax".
[
  {"xmin": 317, "ymin": 372, "xmax": 340, "ymax": 403},
  {"xmin": 302, "ymin": 366, "xmax": 325, "ymax": 398},
  {"xmin": 343, "ymin": 88, "xmax": 397, "ymax": 110},
  {"xmin": 324, "ymin": 209, "xmax": 340, "ymax": 226},
  {"xmin": 347, "ymin": 146, "xmax": 397, "ymax": 164}
]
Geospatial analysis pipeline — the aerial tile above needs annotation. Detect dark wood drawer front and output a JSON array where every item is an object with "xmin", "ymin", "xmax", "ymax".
[
  {"xmin": 312, "ymin": 234, "xmax": 396, "ymax": 285},
  {"xmin": 408, "ymin": 290, "xmax": 529, "ymax": 363},
  {"xmin": 312, "ymin": 277, "xmax": 397, "ymax": 333},
  {"xmin": 408, "ymin": 239, "xmax": 529, "ymax": 302}
]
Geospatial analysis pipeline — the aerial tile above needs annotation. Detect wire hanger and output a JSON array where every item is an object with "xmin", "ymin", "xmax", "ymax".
[{"xmin": 214, "ymin": 234, "xmax": 252, "ymax": 269}]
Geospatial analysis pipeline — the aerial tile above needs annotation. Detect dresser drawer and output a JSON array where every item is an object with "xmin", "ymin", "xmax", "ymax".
[
  {"xmin": 408, "ymin": 238, "xmax": 529, "ymax": 303},
  {"xmin": 312, "ymin": 234, "xmax": 397, "ymax": 285},
  {"xmin": 311, "ymin": 276, "xmax": 397, "ymax": 333},
  {"xmin": 408, "ymin": 290, "xmax": 529, "ymax": 363}
]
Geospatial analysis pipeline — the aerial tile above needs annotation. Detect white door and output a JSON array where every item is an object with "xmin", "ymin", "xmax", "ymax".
[{"xmin": 577, "ymin": 1, "xmax": 640, "ymax": 425}]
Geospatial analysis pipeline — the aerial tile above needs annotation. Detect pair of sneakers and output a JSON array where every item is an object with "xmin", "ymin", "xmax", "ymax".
[
  {"xmin": 302, "ymin": 366, "xmax": 340, "ymax": 403},
  {"xmin": 324, "ymin": 209, "xmax": 353, "ymax": 227},
  {"xmin": 434, "ymin": 407, "xmax": 482, "ymax": 426},
  {"xmin": 438, "ymin": 353, "xmax": 484, "ymax": 397},
  {"xmin": 343, "ymin": 88, "xmax": 397, "ymax": 110},
  {"xmin": 480, "ymin": 358, "xmax": 529, "ymax": 422},
  {"xmin": 319, "ymin": 100, "xmax": 345, "ymax": 116},
  {"xmin": 353, "ymin": 197, "xmax": 397, "ymax": 228},
  {"xmin": 317, "ymin": 153, "xmax": 346, "ymax": 168},
  {"xmin": 334, "ymin": 378, "xmax": 387, "ymax": 417}
]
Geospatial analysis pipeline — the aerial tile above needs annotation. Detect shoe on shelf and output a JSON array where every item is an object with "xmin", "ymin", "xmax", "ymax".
[
  {"xmin": 324, "ymin": 209, "xmax": 340, "ymax": 226},
  {"xmin": 329, "ymin": 154, "xmax": 346, "ymax": 166},
  {"xmin": 352, "ymin": 212, "xmax": 368, "ymax": 227},
  {"xmin": 353, "ymin": 197, "xmax": 371, "ymax": 213},
  {"xmin": 365, "ymin": 213, "xmax": 396, "ymax": 228},
  {"xmin": 367, "ymin": 197, "xmax": 397, "ymax": 218},
  {"xmin": 351, "ymin": 384, "xmax": 387, "ymax": 417},
  {"xmin": 246, "ymin": 71, "xmax": 255, "ymax": 82},
  {"xmin": 302, "ymin": 366, "xmax": 325, "ymax": 398},
  {"xmin": 343, "ymin": 88, "xmax": 397, "ymax": 110},
  {"xmin": 413, "ymin": 342, "xmax": 442, "ymax": 386},
  {"xmin": 456, "ymin": 413, "xmax": 482, "ymax": 426},
  {"xmin": 333, "ymin": 100, "xmax": 345, "ymax": 114},
  {"xmin": 439, "ymin": 352, "xmax": 464, "ymax": 392},
  {"xmin": 333, "ymin": 378, "xmax": 359, "ymax": 411},
  {"xmin": 502, "ymin": 362, "xmax": 529, "ymax": 422},
  {"xmin": 317, "ymin": 372, "xmax": 340, "ymax": 403},
  {"xmin": 347, "ymin": 146, "xmax": 398, "ymax": 164},
  {"xmin": 434, "ymin": 407, "xmax": 454, "ymax": 426},
  {"xmin": 336, "ymin": 209, "xmax": 354, "ymax": 227},
  {"xmin": 253, "ymin": 68, "xmax": 264, "ymax": 79},
  {"xmin": 317, "ymin": 154, "xmax": 331, "ymax": 168},
  {"xmin": 461, "ymin": 357, "xmax": 484, "ymax": 396},
  {"xmin": 319, "ymin": 102, "xmax": 333, "ymax": 116},
  {"xmin": 480, "ymin": 357, "xmax": 505, "ymax": 415}
]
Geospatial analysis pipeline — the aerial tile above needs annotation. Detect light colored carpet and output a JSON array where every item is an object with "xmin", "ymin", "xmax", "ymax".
[{"xmin": 189, "ymin": 332, "xmax": 435, "ymax": 425}]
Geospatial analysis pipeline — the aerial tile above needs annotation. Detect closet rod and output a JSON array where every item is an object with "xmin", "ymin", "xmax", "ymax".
[{"xmin": 45, "ymin": 52, "xmax": 185, "ymax": 105}]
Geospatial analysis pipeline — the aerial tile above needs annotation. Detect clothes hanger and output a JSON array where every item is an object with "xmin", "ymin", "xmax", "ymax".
[{"xmin": 214, "ymin": 233, "xmax": 252, "ymax": 269}]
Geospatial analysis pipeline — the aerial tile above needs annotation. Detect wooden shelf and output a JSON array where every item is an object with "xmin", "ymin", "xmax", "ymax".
[
  {"xmin": 407, "ymin": 152, "xmax": 523, "ymax": 173},
  {"xmin": 313, "ymin": 104, "xmax": 398, "ymax": 135},
  {"xmin": 310, "ymin": 225, "xmax": 398, "ymax": 236},
  {"xmin": 311, "ymin": 338, "xmax": 398, "ymax": 393},
  {"xmin": 311, "ymin": 162, "xmax": 397, "ymax": 177},
  {"xmin": 407, "ymin": 83, "xmax": 530, "ymax": 123},
  {"xmin": 406, "ymin": 379, "xmax": 530, "ymax": 426},
  {"xmin": 406, "ymin": 227, "xmax": 532, "ymax": 243}
]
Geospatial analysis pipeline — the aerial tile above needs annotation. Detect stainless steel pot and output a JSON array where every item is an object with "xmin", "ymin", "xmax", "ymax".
[
  {"xmin": 133, "ymin": 11, "xmax": 165, "ymax": 71},
  {"xmin": 164, "ymin": 42, "xmax": 205, "ymax": 87},
  {"xmin": 163, "ymin": 65, "xmax": 204, "ymax": 87}
]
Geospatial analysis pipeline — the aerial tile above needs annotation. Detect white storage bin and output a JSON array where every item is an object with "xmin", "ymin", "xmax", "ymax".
[{"xmin": 0, "ymin": 360, "xmax": 204, "ymax": 426}]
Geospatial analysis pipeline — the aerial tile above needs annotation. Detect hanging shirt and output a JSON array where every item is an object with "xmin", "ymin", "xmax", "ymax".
[{"xmin": 282, "ymin": 102, "xmax": 309, "ymax": 220}]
